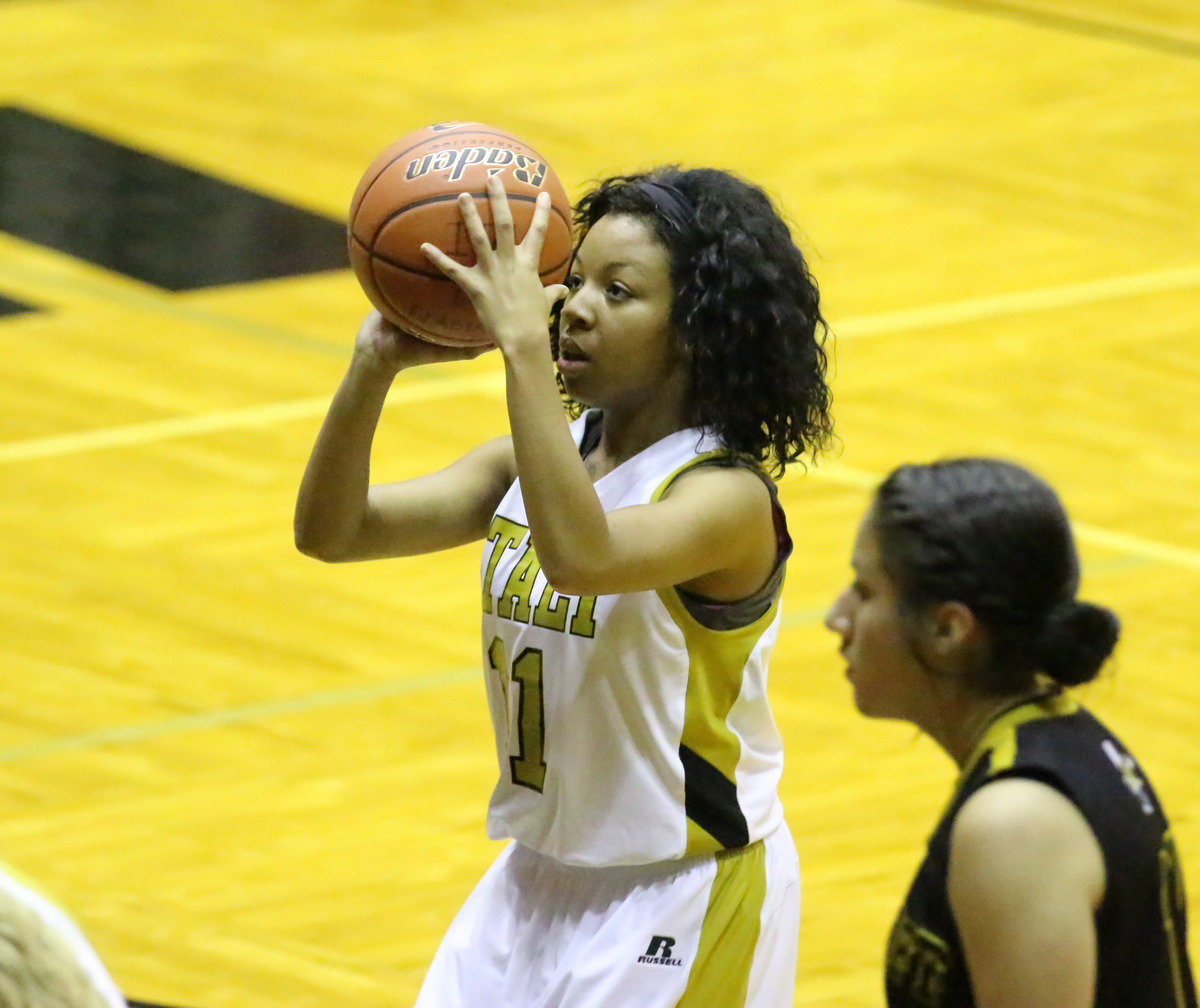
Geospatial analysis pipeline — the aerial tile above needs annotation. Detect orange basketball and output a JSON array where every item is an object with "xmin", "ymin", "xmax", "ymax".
[{"xmin": 347, "ymin": 122, "xmax": 573, "ymax": 347}]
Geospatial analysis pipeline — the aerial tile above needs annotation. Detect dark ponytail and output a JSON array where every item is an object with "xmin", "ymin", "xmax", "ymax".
[
  {"xmin": 873, "ymin": 458, "xmax": 1120, "ymax": 694},
  {"xmin": 1032, "ymin": 600, "xmax": 1121, "ymax": 687}
]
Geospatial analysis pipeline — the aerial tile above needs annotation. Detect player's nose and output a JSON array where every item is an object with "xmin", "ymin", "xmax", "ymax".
[
  {"xmin": 560, "ymin": 285, "xmax": 596, "ymax": 330},
  {"xmin": 824, "ymin": 588, "xmax": 853, "ymax": 636}
]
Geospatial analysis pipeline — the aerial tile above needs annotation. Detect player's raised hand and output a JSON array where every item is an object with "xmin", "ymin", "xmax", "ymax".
[{"xmin": 421, "ymin": 174, "xmax": 566, "ymax": 358}]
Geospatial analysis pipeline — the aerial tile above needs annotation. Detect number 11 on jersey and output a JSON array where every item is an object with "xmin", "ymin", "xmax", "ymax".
[{"xmin": 487, "ymin": 638, "xmax": 548, "ymax": 792}]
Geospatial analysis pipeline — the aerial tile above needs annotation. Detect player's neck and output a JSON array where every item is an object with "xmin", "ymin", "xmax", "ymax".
[
  {"xmin": 591, "ymin": 398, "xmax": 693, "ymax": 477},
  {"xmin": 925, "ymin": 685, "xmax": 1056, "ymax": 771}
]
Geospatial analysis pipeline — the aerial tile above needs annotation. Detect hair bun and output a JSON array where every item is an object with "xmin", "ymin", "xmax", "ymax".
[{"xmin": 1034, "ymin": 600, "xmax": 1121, "ymax": 686}]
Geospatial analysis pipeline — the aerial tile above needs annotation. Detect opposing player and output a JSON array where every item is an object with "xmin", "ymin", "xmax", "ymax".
[
  {"xmin": 296, "ymin": 166, "xmax": 833, "ymax": 1006},
  {"xmin": 825, "ymin": 458, "xmax": 1197, "ymax": 1008}
]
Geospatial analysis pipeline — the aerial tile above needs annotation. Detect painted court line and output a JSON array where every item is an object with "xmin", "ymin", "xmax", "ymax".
[
  {"xmin": 1071, "ymin": 521, "xmax": 1200, "ymax": 574},
  {"xmin": 2, "ymin": 265, "xmax": 1197, "ymax": 571},
  {"xmin": 0, "ymin": 254, "xmax": 346, "ymax": 357},
  {"xmin": 0, "ymin": 561, "xmax": 1154, "ymax": 767},
  {"xmin": 2, "ymin": 263, "xmax": 1198, "ymax": 464},
  {"xmin": 793, "ymin": 458, "xmax": 1200, "ymax": 575},
  {"xmin": 0, "ymin": 397, "xmax": 334, "ymax": 463},
  {"xmin": 834, "ymin": 264, "xmax": 1200, "ymax": 339},
  {"xmin": 904, "ymin": 0, "xmax": 1200, "ymax": 62},
  {"xmin": 0, "ymin": 668, "xmax": 478, "ymax": 766},
  {"xmin": 5, "ymin": 395, "xmax": 1194, "ymax": 571},
  {"xmin": 0, "ymin": 372, "xmax": 504, "ymax": 464}
]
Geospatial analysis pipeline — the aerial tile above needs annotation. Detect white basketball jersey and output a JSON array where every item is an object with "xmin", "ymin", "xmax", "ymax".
[{"xmin": 480, "ymin": 413, "xmax": 787, "ymax": 867}]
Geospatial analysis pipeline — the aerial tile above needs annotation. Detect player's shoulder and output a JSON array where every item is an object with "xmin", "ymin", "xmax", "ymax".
[
  {"xmin": 662, "ymin": 458, "xmax": 773, "ymax": 520},
  {"xmin": 666, "ymin": 456, "xmax": 772, "ymax": 497},
  {"xmin": 951, "ymin": 776, "xmax": 1100, "ymax": 875},
  {"xmin": 471, "ymin": 433, "xmax": 515, "ymax": 462},
  {"xmin": 949, "ymin": 775, "xmax": 1105, "ymax": 915},
  {"xmin": 956, "ymin": 776, "xmax": 1080, "ymax": 835}
]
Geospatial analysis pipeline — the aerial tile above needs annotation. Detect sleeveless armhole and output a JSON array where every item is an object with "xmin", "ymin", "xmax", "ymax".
[
  {"xmin": 672, "ymin": 457, "xmax": 793, "ymax": 631},
  {"xmin": 580, "ymin": 414, "xmax": 790, "ymax": 631}
]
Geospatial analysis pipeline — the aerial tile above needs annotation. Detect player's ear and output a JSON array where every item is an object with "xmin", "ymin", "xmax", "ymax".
[{"xmin": 924, "ymin": 601, "xmax": 983, "ymax": 662}]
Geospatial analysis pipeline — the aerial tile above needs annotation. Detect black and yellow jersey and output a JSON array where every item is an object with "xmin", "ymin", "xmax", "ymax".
[{"xmin": 886, "ymin": 693, "xmax": 1197, "ymax": 1008}]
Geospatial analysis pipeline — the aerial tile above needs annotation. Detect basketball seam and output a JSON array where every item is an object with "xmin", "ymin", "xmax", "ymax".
[
  {"xmin": 354, "ymin": 192, "xmax": 572, "ymax": 277},
  {"xmin": 350, "ymin": 230, "xmax": 570, "ymax": 281},
  {"xmin": 359, "ymin": 235, "xmax": 486, "ymax": 346},
  {"xmin": 369, "ymin": 190, "xmax": 559, "ymax": 244},
  {"xmin": 364, "ymin": 236, "xmax": 443, "ymax": 335}
]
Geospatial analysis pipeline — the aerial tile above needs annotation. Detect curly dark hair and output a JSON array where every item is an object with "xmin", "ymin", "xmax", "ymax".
[{"xmin": 561, "ymin": 166, "xmax": 834, "ymax": 474}]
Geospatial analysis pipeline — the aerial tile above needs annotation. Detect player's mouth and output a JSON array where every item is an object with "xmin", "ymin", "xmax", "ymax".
[{"xmin": 557, "ymin": 337, "xmax": 590, "ymax": 374}]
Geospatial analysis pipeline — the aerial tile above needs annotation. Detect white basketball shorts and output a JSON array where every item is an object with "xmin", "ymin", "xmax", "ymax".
[{"xmin": 412, "ymin": 822, "xmax": 800, "ymax": 1008}]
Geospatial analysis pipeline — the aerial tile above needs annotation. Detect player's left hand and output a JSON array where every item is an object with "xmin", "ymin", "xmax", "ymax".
[{"xmin": 421, "ymin": 174, "xmax": 566, "ymax": 360}]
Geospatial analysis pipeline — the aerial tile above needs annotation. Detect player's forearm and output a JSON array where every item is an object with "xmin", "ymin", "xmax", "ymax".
[
  {"xmin": 294, "ymin": 357, "xmax": 397, "ymax": 560},
  {"xmin": 502, "ymin": 346, "xmax": 610, "ymax": 592}
]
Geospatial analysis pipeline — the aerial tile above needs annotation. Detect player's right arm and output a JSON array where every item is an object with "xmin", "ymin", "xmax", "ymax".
[{"xmin": 294, "ymin": 311, "xmax": 515, "ymax": 562}]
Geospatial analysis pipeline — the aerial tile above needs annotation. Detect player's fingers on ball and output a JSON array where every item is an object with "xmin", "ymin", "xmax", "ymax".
[
  {"xmin": 420, "ymin": 242, "xmax": 467, "ymax": 282},
  {"xmin": 520, "ymin": 191, "xmax": 551, "ymax": 257},
  {"xmin": 486, "ymin": 174, "xmax": 516, "ymax": 248},
  {"xmin": 455, "ymin": 192, "xmax": 495, "ymax": 258}
]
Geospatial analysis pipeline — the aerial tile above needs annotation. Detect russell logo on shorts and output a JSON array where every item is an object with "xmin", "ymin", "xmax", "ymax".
[{"xmin": 638, "ymin": 936, "xmax": 685, "ymax": 967}]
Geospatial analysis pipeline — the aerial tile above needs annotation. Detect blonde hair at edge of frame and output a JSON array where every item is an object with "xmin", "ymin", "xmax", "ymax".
[{"xmin": 0, "ymin": 887, "xmax": 113, "ymax": 1008}]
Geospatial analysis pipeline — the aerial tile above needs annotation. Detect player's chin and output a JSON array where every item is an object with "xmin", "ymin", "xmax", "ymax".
[
  {"xmin": 846, "ymin": 676, "xmax": 877, "ymax": 717},
  {"xmin": 850, "ymin": 686, "xmax": 903, "ymax": 723},
  {"xmin": 556, "ymin": 363, "xmax": 593, "ymax": 399}
]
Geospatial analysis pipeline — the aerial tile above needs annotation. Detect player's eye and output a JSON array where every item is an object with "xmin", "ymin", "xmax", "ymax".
[
  {"xmin": 564, "ymin": 274, "xmax": 583, "ymax": 291},
  {"xmin": 606, "ymin": 282, "xmax": 631, "ymax": 301}
]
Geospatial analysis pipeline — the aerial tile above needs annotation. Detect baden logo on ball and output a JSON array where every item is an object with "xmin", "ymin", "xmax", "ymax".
[{"xmin": 347, "ymin": 122, "xmax": 573, "ymax": 348}]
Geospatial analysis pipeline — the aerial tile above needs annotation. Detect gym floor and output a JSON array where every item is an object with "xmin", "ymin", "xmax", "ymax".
[{"xmin": 1, "ymin": 1, "xmax": 1198, "ymax": 1005}]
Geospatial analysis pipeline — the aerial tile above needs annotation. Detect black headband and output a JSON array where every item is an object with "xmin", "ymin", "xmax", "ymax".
[{"xmin": 637, "ymin": 180, "xmax": 695, "ymax": 232}]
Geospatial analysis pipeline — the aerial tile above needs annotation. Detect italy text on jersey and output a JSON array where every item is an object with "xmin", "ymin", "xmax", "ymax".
[{"xmin": 483, "ymin": 515, "xmax": 596, "ymax": 638}]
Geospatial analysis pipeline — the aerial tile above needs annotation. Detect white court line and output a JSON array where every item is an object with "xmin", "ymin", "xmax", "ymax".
[
  {"xmin": 0, "ymin": 372, "xmax": 504, "ymax": 464},
  {"xmin": 835, "ymin": 264, "xmax": 1200, "ymax": 338},
  {"xmin": 3, "ymin": 266, "xmax": 1199, "ymax": 571},
  {"xmin": 789, "ymin": 459, "xmax": 1200, "ymax": 575},
  {"xmin": 7, "ymin": 261, "xmax": 1199, "ymax": 466},
  {"xmin": 0, "ymin": 396, "xmax": 334, "ymax": 463},
  {"xmin": 1069, "ymin": 521, "xmax": 1200, "ymax": 574}
]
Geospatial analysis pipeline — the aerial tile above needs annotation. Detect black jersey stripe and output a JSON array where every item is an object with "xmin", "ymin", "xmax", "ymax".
[{"xmin": 680, "ymin": 744, "xmax": 750, "ymax": 849}]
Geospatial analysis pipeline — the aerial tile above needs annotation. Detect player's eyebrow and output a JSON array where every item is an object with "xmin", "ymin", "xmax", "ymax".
[{"xmin": 571, "ymin": 256, "xmax": 649, "ymax": 275}]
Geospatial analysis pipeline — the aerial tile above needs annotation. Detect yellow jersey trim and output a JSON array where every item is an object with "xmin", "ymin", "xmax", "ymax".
[
  {"xmin": 649, "ymin": 453, "xmax": 781, "ymax": 854},
  {"xmin": 960, "ymin": 691, "xmax": 1080, "ymax": 782}
]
